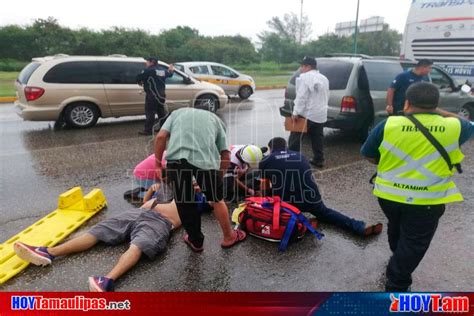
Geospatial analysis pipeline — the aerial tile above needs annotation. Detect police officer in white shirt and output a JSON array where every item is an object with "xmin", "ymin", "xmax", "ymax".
[{"xmin": 288, "ymin": 57, "xmax": 330, "ymax": 168}]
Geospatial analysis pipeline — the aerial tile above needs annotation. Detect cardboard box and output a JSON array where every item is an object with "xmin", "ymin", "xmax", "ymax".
[{"xmin": 284, "ymin": 117, "xmax": 307, "ymax": 133}]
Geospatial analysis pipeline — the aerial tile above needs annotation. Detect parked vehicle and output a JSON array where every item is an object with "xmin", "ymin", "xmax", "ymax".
[
  {"xmin": 401, "ymin": 0, "xmax": 474, "ymax": 84},
  {"xmin": 175, "ymin": 62, "xmax": 256, "ymax": 99},
  {"xmin": 280, "ymin": 56, "xmax": 474, "ymax": 140},
  {"xmin": 14, "ymin": 55, "xmax": 228, "ymax": 128}
]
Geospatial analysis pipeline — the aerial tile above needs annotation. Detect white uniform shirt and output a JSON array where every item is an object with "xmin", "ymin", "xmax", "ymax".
[
  {"xmin": 230, "ymin": 145, "xmax": 245, "ymax": 170},
  {"xmin": 223, "ymin": 145, "xmax": 248, "ymax": 180},
  {"xmin": 292, "ymin": 70, "xmax": 330, "ymax": 124}
]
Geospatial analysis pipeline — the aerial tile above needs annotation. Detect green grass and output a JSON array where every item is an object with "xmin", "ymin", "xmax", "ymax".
[
  {"xmin": 248, "ymin": 72, "xmax": 292, "ymax": 88},
  {"xmin": 0, "ymin": 71, "xmax": 18, "ymax": 97},
  {"xmin": 233, "ymin": 62, "xmax": 296, "ymax": 88}
]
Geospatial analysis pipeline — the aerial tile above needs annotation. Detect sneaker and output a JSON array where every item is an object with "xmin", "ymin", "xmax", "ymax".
[
  {"xmin": 14, "ymin": 242, "xmax": 55, "ymax": 266},
  {"xmin": 88, "ymin": 276, "xmax": 115, "ymax": 292},
  {"xmin": 123, "ymin": 187, "xmax": 145, "ymax": 200}
]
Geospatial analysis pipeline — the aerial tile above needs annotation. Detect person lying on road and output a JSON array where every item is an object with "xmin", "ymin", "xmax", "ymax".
[
  {"xmin": 14, "ymin": 183, "xmax": 180, "ymax": 292},
  {"xmin": 259, "ymin": 137, "xmax": 383, "ymax": 237}
]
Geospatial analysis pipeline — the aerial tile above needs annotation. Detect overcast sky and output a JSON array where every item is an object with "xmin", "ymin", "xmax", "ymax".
[{"xmin": 0, "ymin": 0, "xmax": 412, "ymax": 41}]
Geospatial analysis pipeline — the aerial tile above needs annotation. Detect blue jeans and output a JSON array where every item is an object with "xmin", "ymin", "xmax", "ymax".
[{"xmin": 299, "ymin": 201, "xmax": 366, "ymax": 235}]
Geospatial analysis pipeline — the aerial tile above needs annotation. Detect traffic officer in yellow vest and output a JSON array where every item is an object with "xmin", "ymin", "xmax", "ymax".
[{"xmin": 361, "ymin": 82, "xmax": 473, "ymax": 292}]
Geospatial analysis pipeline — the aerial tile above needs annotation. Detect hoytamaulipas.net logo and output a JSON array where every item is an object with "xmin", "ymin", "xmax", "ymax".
[
  {"xmin": 11, "ymin": 295, "xmax": 131, "ymax": 311},
  {"xmin": 390, "ymin": 293, "xmax": 469, "ymax": 313}
]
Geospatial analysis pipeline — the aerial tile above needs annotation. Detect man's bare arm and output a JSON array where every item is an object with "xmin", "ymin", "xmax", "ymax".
[
  {"xmin": 154, "ymin": 130, "xmax": 170, "ymax": 179},
  {"xmin": 435, "ymin": 108, "xmax": 468, "ymax": 121},
  {"xmin": 143, "ymin": 187, "xmax": 154, "ymax": 203},
  {"xmin": 219, "ymin": 150, "xmax": 231, "ymax": 177},
  {"xmin": 143, "ymin": 183, "xmax": 161, "ymax": 203},
  {"xmin": 386, "ymin": 88, "xmax": 395, "ymax": 114}
]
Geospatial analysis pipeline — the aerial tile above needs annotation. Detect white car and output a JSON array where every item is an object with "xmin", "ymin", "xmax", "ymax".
[{"xmin": 175, "ymin": 62, "xmax": 256, "ymax": 99}]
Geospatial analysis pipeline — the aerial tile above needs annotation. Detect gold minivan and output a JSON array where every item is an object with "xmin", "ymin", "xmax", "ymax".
[{"xmin": 14, "ymin": 55, "xmax": 228, "ymax": 128}]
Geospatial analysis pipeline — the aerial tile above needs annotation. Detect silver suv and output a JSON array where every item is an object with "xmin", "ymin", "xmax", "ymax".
[{"xmin": 280, "ymin": 56, "xmax": 474, "ymax": 140}]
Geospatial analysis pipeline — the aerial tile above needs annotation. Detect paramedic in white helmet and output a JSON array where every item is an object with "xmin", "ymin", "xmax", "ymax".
[{"xmin": 224, "ymin": 145, "xmax": 264, "ymax": 201}]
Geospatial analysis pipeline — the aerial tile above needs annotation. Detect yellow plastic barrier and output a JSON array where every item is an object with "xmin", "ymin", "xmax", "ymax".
[{"xmin": 0, "ymin": 187, "xmax": 107, "ymax": 285}]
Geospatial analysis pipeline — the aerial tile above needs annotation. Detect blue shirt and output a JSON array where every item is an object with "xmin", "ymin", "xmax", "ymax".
[
  {"xmin": 361, "ymin": 115, "xmax": 474, "ymax": 159},
  {"xmin": 136, "ymin": 65, "xmax": 173, "ymax": 96},
  {"xmin": 259, "ymin": 150, "xmax": 322, "ymax": 211},
  {"xmin": 390, "ymin": 71, "xmax": 427, "ymax": 113}
]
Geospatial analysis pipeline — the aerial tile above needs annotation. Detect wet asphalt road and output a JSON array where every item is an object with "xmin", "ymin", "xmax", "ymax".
[{"xmin": 0, "ymin": 89, "xmax": 473, "ymax": 292}]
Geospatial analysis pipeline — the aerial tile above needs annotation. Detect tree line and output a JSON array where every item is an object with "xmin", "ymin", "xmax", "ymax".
[{"xmin": 0, "ymin": 16, "xmax": 402, "ymax": 69}]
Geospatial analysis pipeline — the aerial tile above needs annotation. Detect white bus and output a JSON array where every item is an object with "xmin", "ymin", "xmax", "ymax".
[{"xmin": 401, "ymin": 0, "xmax": 474, "ymax": 84}]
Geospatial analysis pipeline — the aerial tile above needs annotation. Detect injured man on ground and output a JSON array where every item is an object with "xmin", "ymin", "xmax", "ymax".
[{"xmin": 14, "ymin": 182, "xmax": 180, "ymax": 292}]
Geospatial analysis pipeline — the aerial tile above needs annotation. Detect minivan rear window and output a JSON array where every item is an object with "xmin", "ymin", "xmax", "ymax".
[
  {"xmin": 362, "ymin": 61, "xmax": 403, "ymax": 91},
  {"xmin": 43, "ymin": 61, "xmax": 101, "ymax": 84},
  {"xmin": 289, "ymin": 60, "xmax": 354, "ymax": 90},
  {"xmin": 18, "ymin": 62, "xmax": 41, "ymax": 84}
]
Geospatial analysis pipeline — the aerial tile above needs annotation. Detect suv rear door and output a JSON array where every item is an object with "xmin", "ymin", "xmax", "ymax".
[
  {"xmin": 317, "ymin": 59, "xmax": 355, "ymax": 120},
  {"xmin": 99, "ymin": 61, "xmax": 145, "ymax": 116},
  {"xmin": 282, "ymin": 59, "xmax": 354, "ymax": 121},
  {"xmin": 361, "ymin": 60, "xmax": 404, "ymax": 122}
]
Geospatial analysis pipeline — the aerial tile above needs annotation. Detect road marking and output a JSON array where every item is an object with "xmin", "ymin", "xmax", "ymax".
[{"xmin": 315, "ymin": 160, "xmax": 366, "ymax": 174}]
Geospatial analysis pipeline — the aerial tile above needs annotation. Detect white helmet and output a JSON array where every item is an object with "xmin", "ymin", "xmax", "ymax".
[{"xmin": 239, "ymin": 145, "xmax": 263, "ymax": 168}]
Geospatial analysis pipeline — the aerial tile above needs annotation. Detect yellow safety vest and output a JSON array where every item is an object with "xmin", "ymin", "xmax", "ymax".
[{"xmin": 374, "ymin": 114, "xmax": 464, "ymax": 205}]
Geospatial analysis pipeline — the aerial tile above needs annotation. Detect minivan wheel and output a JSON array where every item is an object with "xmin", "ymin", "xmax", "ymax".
[
  {"xmin": 64, "ymin": 103, "xmax": 100, "ymax": 128},
  {"xmin": 459, "ymin": 104, "xmax": 473, "ymax": 121},
  {"xmin": 195, "ymin": 95, "xmax": 219, "ymax": 113},
  {"xmin": 238, "ymin": 85, "xmax": 253, "ymax": 99}
]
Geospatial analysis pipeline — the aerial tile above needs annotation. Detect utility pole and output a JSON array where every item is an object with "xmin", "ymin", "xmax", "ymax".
[
  {"xmin": 299, "ymin": 0, "xmax": 304, "ymax": 44},
  {"xmin": 353, "ymin": 0, "xmax": 360, "ymax": 54}
]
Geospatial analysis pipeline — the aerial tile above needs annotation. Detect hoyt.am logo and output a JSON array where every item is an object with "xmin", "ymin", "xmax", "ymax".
[{"xmin": 390, "ymin": 293, "xmax": 469, "ymax": 313}]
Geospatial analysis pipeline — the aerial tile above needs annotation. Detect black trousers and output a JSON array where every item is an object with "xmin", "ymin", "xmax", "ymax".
[
  {"xmin": 166, "ymin": 159, "xmax": 224, "ymax": 248},
  {"xmin": 378, "ymin": 198, "xmax": 445, "ymax": 291},
  {"xmin": 288, "ymin": 120, "xmax": 324, "ymax": 163},
  {"xmin": 144, "ymin": 93, "xmax": 167, "ymax": 133}
]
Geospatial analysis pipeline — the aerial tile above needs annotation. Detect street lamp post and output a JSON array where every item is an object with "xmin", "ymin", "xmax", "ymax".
[
  {"xmin": 299, "ymin": 0, "xmax": 304, "ymax": 44},
  {"xmin": 353, "ymin": 0, "xmax": 360, "ymax": 54}
]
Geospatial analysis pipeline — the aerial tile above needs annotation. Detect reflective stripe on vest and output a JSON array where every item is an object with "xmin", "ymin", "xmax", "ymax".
[{"xmin": 374, "ymin": 114, "xmax": 464, "ymax": 205}]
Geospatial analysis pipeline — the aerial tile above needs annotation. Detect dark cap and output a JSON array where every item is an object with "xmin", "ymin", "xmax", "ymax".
[
  {"xmin": 416, "ymin": 59, "xmax": 433, "ymax": 67},
  {"xmin": 300, "ymin": 56, "xmax": 317, "ymax": 68},
  {"xmin": 144, "ymin": 56, "xmax": 158, "ymax": 64}
]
